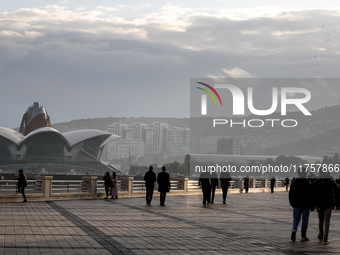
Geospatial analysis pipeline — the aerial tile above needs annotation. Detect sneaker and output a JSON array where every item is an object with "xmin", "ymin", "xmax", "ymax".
[
  {"xmin": 317, "ymin": 235, "xmax": 323, "ymax": 241},
  {"xmin": 291, "ymin": 231, "xmax": 296, "ymax": 242},
  {"xmin": 23, "ymin": 199, "xmax": 27, "ymax": 203},
  {"xmin": 323, "ymin": 238, "xmax": 329, "ymax": 245},
  {"xmin": 301, "ymin": 236, "xmax": 309, "ymax": 242},
  {"xmin": 223, "ymin": 201, "xmax": 226, "ymax": 204},
  {"xmin": 110, "ymin": 196, "xmax": 114, "ymax": 199},
  {"xmin": 104, "ymin": 197, "xmax": 108, "ymax": 199}
]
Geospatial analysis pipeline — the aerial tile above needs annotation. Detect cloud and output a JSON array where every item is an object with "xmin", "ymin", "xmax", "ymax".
[
  {"xmin": 222, "ymin": 67, "xmax": 255, "ymax": 78},
  {"xmin": 0, "ymin": 5, "xmax": 340, "ymax": 128}
]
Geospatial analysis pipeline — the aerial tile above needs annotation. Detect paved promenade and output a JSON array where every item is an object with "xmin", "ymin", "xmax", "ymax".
[{"xmin": 1, "ymin": 192, "xmax": 340, "ymax": 255}]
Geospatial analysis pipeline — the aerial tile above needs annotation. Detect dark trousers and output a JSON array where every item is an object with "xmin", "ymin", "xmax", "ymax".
[
  {"xmin": 18, "ymin": 185, "xmax": 26, "ymax": 200},
  {"xmin": 211, "ymin": 187, "xmax": 216, "ymax": 203},
  {"xmin": 160, "ymin": 192, "xmax": 166, "ymax": 205},
  {"xmin": 104, "ymin": 185, "xmax": 110, "ymax": 197},
  {"xmin": 244, "ymin": 184, "xmax": 249, "ymax": 193},
  {"xmin": 202, "ymin": 185, "xmax": 210, "ymax": 205},
  {"xmin": 318, "ymin": 208, "xmax": 332, "ymax": 239},
  {"xmin": 146, "ymin": 187, "xmax": 154, "ymax": 203},
  {"xmin": 271, "ymin": 184, "xmax": 274, "ymax": 193},
  {"xmin": 222, "ymin": 185, "xmax": 229, "ymax": 202}
]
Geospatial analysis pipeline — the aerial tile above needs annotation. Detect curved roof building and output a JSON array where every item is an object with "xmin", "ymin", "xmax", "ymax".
[{"xmin": 0, "ymin": 103, "xmax": 120, "ymax": 173}]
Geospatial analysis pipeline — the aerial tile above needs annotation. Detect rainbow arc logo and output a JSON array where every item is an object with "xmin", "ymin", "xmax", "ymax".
[{"xmin": 196, "ymin": 82, "xmax": 223, "ymax": 106}]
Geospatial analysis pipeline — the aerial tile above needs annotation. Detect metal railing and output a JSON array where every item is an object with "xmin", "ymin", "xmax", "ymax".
[
  {"xmin": 51, "ymin": 180, "xmax": 84, "ymax": 194},
  {"xmin": 0, "ymin": 180, "xmax": 40, "ymax": 195},
  {"xmin": 97, "ymin": 180, "xmax": 122, "ymax": 193},
  {"xmin": 132, "ymin": 180, "xmax": 182, "ymax": 192}
]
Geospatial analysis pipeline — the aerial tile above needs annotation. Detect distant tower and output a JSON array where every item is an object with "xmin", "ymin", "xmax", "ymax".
[{"xmin": 19, "ymin": 102, "xmax": 51, "ymax": 135}]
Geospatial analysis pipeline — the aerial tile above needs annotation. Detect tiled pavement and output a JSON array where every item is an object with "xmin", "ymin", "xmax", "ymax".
[{"xmin": 1, "ymin": 192, "xmax": 340, "ymax": 254}]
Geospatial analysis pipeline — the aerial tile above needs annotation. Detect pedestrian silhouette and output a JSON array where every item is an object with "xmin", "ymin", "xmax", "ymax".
[
  {"xmin": 243, "ymin": 175, "xmax": 249, "ymax": 193},
  {"xmin": 289, "ymin": 168, "xmax": 314, "ymax": 242},
  {"xmin": 13, "ymin": 169, "xmax": 27, "ymax": 202},
  {"xmin": 210, "ymin": 172, "xmax": 218, "ymax": 204},
  {"xmin": 157, "ymin": 166, "xmax": 170, "ymax": 206},
  {"xmin": 220, "ymin": 171, "xmax": 232, "ymax": 204},
  {"xmin": 198, "ymin": 171, "xmax": 211, "ymax": 206},
  {"xmin": 313, "ymin": 170, "xmax": 340, "ymax": 245},
  {"xmin": 270, "ymin": 177, "xmax": 276, "ymax": 193},
  {"xmin": 144, "ymin": 166, "xmax": 156, "ymax": 205}
]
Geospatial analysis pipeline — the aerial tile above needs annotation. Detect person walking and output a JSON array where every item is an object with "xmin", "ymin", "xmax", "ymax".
[
  {"xmin": 198, "ymin": 171, "xmax": 211, "ymax": 206},
  {"xmin": 110, "ymin": 172, "xmax": 118, "ymax": 199},
  {"xmin": 220, "ymin": 171, "xmax": 232, "ymax": 204},
  {"xmin": 270, "ymin": 177, "xmax": 276, "ymax": 193},
  {"xmin": 13, "ymin": 169, "xmax": 27, "ymax": 202},
  {"xmin": 243, "ymin": 175, "xmax": 249, "ymax": 193},
  {"xmin": 289, "ymin": 168, "xmax": 314, "ymax": 242},
  {"xmin": 144, "ymin": 165, "xmax": 156, "ymax": 205},
  {"xmin": 210, "ymin": 172, "xmax": 218, "ymax": 204},
  {"xmin": 285, "ymin": 177, "xmax": 290, "ymax": 191},
  {"xmin": 157, "ymin": 166, "xmax": 170, "ymax": 206},
  {"xmin": 313, "ymin": 171, "xmax": 340, "ymax": 245},
  {"xmin": 103, "ymin": 172, "xmax": 112, "ymax": 199}
]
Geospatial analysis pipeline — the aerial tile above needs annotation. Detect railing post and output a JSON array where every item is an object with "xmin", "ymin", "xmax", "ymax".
[
  {"xmin": 43, "ymin": 176, "xmax": 53, "ymax": 200},
  {"xmin": 238, "ymin": 179, "xmax": 243, "ymax": 192},
  {"xmin": 82, "ymin": 176, "xmax": 98, "ymax": 198},
  {"xmin": 276, "ymin": 179, "xmax": 278, "ymax": 188},
  {"xmin": 184, "ymin": 178, "xmax": 189, "ymax": 192},
  {"xmin": 265, "ymin": 179, "xmax": 268, "ymax": 190},
  {"xmin": 253, "ymin": 179, "xmax": 256, "ymax": 190},
  {"xmin": 128, "ymin": 177, "xmax": 134, "ymax": 195}
]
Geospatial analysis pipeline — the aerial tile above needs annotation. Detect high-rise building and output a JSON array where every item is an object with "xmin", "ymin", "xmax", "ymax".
[
  {"xmin": 167, "ymin": 127, "xmax": 190, "ymax": 157},
  {"xmin": 217, "ymin": 137, "xmax": 243, "ymax": 155},
  {"xmin": 107, "ymin": 139, "xmax": 145, "ymax": 160}
]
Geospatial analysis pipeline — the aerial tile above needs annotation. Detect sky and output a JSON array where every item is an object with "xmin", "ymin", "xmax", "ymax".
[{"xmin": 1, "ymin": 0, "xmax": 340, "ymax": 128}]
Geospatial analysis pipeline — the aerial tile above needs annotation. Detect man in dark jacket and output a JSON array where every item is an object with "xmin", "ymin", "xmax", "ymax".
[
  {"xmin": 313, "ymin": 171, "xmax": 340, "ymax": 245},
  {"xmin": 220, "ymin": 171, "xmax": 232, "ymax": 204},
  {"xmin": 243, "ymin": 175, "xmax": 249, "ymax": 193},
  {"xmin": 198, "ymin": 171, "xmax": 211, "ymax": 206},
  {"xmin": 210, "ymin": 172, "xmax": 218, "ymax": 204},
  {"xmin": 144, "ymin": 166, "xmax": 156, "ymax": 205},
  {"xmin": 157, "ymin": 166, "xmax": 170, "ymax": 206},
  {"xmin": 289, "ymin": 168, "xmax": 314, "ymax": 242},
  {"xmin": 270, "ymin": 177, "xmax": 276, "ymax": 193}
]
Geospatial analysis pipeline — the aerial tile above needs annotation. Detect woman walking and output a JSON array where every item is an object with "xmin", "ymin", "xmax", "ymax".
[{"xmin": 110, "ymin": 172, "xmax": 118, "ymax": 199}]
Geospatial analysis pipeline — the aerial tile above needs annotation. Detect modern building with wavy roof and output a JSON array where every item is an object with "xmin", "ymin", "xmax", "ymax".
[{"xmin": 0, "ymin": 102, "xmax": 120, "ymax": 174}]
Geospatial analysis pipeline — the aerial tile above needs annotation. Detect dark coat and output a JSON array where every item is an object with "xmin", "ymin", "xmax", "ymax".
[
  {"xmin": 313, "ymin": 178, "xmax": 340, "ymax": 209},
  {"xmin": 103, "ymin": 175, "xmax": 112, "ymax": 186},
  {"xmin": 157, "ymin": 171, "xmax": 170, "ymax": 193},
  {"xmin": 220, "ymin": 172, "xmax": 231, "ymax": 187},
  {"xmin": 289, "ymin": 178, "xmax": 314, "ymax": 209},
  {"xmin": 210, "ymin": 173, "xmax": 218, "ymax": 188},
  {"xmin": 198, "ymin": 172, "xmax": 210, "ymax": 188},
  {"xmin": 144, "ymin": 170, "xmax": 156, "ymax": 188},
  {"xmin": 18, "ymin": 173, "xmax": 27, "ymax": 187}
]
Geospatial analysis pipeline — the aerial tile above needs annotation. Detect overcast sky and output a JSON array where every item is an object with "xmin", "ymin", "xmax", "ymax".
[{"xmin": 1, "ymin": 0, "xmax": 340, "ymax": 129}]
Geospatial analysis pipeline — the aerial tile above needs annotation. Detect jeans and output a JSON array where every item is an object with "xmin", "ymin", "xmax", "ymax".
[
  {"xmin": 292, "ymin": 208, "xmax": 310, "ymax": 237},
  {"xmin": 318, "ymin": 208, "xmax": 332, "ymax": 239}
]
